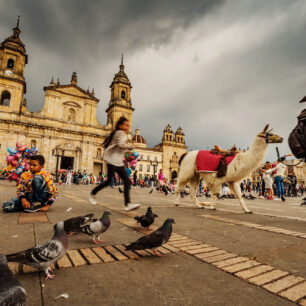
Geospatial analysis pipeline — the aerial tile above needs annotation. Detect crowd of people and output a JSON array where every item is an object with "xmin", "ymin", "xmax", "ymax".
[{"xmin": 2, "ymin": 108, "xmax": 306, "ymax": 213}]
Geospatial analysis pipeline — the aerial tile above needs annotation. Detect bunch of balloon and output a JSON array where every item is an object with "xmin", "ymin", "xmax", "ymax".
[
  {"xmin": 124, "ymin": 151, "xmax": 140, "ymax": 170},
  {"xmin": 3, "ymin": 142, "xmax": 38, "ymax": 182}
]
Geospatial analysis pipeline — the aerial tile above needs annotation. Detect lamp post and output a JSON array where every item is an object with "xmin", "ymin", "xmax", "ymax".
[
  {"xmin": 52, "ymin": 148, "xmax": 64, "ymax": 183},
  {"xmin": 150, "ymin": 160, "xmax": 158, "ymax": 187}
]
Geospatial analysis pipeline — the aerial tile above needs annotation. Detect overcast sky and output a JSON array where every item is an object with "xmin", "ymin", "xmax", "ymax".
[{"xmin": 1, "ymin": 0, "xmax": 305, "ymax": 161}]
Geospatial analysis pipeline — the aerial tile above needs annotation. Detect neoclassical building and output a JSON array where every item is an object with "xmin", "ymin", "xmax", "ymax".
[
  {"xmin": 132, "ymin": 126, "xmax": 187, "ymax": 180},
  {"xmin": 0, "ymin": 21, "xmax": 187, "ymax": 178}
]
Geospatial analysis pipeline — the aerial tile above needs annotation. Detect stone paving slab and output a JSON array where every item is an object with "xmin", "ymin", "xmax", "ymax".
[
  {"xmin": 212, "ymin": 257, "xmax": 249, "ymax": 268},
  {"xmin": 235, "ymin": 265, "xmax": 274, "ymax": 280},
  {"xmin": 91, "ymin": 247, "xmax": 115, "ymax": 262},
  {"xmin": 8, "ymin": 262, "xmax": 19, "ymax": 275},
  {"xmin": 248, "ymin": 270, "xmax": 289, "ymax": 286},
  {"xmin": 204, "ymin": 252, "xmax": 237, "ymax": 263},
  {"xmin": 104, "ymin": 245, "xmax": 129, "ymax": 261},
  {"xmin": 196, "ymin": 249, "xmax": 227, "ymax": 259},
  {"xmin": 279, "ymin": 281, "xmax": 306, "ymax": 302},
  {"xmin": 67, "ymin": 249, "xmax": 87, "ymax": 267},
  {"xmin": 199, "ymin": 214, "xmax": 306, "ymax": 239},
  {"xmin": 79, "ymin": 248, "xmax": 102, "ymax": 264},
  {"xmin": 114, "ymin": 244, "xmax": 139, "ymax": 259},
  {"xmin": 57, "ymin": 255, "xmax": 73, "ymax": 269},
  {"xmin": 263, "ymin": 275, "xmax": 305, "ymax": 294},
  {"xmin": 186, "ymin": 246, "xmax": 218, "ymax": 255},
  {"xmin": 222, "ymin": 260, "xmax": 261, "ymax": 273},
  {"xmin": 18, "ymin": 212, "xmax": 49, "ymax": 224}
]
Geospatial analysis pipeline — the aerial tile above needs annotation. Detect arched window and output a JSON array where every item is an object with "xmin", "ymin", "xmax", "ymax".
[
  {"xmin": 0, "ymin": 91, "xmax": 11, "ymax": 106},
  {"xmin": 31, "ymin": 140, "xmax": 36, "ymax": 148},
  {"xmin": 121, "ymin": 90, "xmax": 126, "ymax": 99},
  {"xmin": 7, "ymin": 59, "xmax": 14, "ymax": 69},
  {"xmin": 68, "ymin": 108, "xmax": 76, "ymax": 122}
]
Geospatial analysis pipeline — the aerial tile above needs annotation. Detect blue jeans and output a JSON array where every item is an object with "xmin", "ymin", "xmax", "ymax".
[
  {"xmin": 274, "ymin": 176, "xmax": 284, "ymax": 198},
  {"xmin": 2, "ymin": 175, "xmax": 50, "ymax": 212}
]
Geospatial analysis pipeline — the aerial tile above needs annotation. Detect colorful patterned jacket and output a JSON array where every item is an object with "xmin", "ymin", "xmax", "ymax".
[{"xmin": 17, "ymin": 169, "xmax": 58, "ymax": 205}]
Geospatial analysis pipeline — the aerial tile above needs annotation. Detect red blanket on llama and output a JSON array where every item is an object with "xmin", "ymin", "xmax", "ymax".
[{"xmin": 196, "ymin": 150, "xmax": 237, "ymax": 173}]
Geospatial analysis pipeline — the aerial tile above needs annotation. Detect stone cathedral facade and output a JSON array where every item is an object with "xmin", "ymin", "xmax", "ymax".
[{"xmin": 0, "ymin": 21, "xmax": 187, "ymax": 179}]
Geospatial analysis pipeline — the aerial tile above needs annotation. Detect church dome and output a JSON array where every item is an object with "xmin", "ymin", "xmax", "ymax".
[{"xmin": 132, "ymin": 129, "xmax": 147, "ymax": 148}]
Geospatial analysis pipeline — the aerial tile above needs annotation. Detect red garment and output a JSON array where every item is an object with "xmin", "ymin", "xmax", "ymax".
[{"xmin": 196, "ymin": 151, "xmax": 236, "ymax": 173}]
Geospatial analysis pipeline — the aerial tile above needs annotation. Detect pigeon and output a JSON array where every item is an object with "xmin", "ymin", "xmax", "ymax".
[
  {"xmin": 126, "ymin": 218, "xmax": 175, "ymax": 256},
  {"xmin": 6, "ymin": 222, "xmax": 68, "ymax": 280},
  {"xmin": 134, "ymin": 207, "xmax": 158, "ymax": 228},
  {"xmin": 0, "ymin": 254, "xmax": 27, "ymax": 305},
  {"xmin": 148, "ymin": 188, "xmax": 153, "ymax": 194},
  {"xmin": 81, "ymin": 211, "xmax": 111, "ymax": 244},
  {"xmin": 63, "ymin": 213, "xmax": 94, "ymax": 236},
  {"xmin": 118, "ymin": 187, "xmax": 124, "ymax": 193}
]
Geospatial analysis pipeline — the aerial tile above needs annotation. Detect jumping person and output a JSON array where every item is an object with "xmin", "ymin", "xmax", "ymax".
[
  {"xmin": 2, "ymin": 155, "xmax": 57, "ymax": 213},
  {"xmin": 88, "ymin": 117, "xmax": 140, "ymax": 211}
]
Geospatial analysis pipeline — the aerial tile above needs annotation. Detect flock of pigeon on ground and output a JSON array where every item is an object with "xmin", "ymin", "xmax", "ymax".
[{"xmin": 0, "ymin": 207, "xmax": 175, "ymax": 305}]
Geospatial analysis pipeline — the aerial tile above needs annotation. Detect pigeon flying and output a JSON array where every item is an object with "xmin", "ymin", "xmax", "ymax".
[
  {"xmin": 0, "ymin": 254, "xmax": 27, "ymax": 305},
  {"xmin": 81, "ymin": 211, "xmax": 111, "ymax": 244},
  {"xmin": 6, "ymin": 222, "xmax": 68, "ymax": 280},
  {"xmin": 126, "ymin": 218, "xmax": 175, "ymax": 256},
  {"xmin": 64, "ymin": 213, "xmax": 94, "ymax": 236},
  {"xmin": 134, "ymin": 207, "xmax": 158, "ymax": 228}
]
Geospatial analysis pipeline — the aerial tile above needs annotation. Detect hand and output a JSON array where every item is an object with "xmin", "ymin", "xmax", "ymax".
[
  {"xmin": 21, "ymin": 198, "xmax": 31, "ymax": 209},
  {"xmin": 40, "ymin": 205, "xmax": 50, "ymax": 212}
]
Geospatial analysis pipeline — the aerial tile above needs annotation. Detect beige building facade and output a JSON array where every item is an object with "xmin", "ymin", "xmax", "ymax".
[
  {"xmin": 0, "ymin": 22, "xmax": 187, "ymax": 178},
  {"xmin": 132, "ymin": 126, "xmax": 187, "ymax": 180}
]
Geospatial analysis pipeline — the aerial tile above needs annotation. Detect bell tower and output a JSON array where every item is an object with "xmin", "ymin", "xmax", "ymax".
[
  {"xmin": 162, "ymin": 124, "xmax": 174, "ymax": 143},
  {"xmin": 0, "ymin": 17, "xmax": 27, "ymax": 113},
  {"xmin": 106, "ymin": 54, "xmax": 134, "ymax": 131}
]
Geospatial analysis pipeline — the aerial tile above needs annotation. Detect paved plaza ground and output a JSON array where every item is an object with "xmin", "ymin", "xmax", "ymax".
[{"xmin": 1, "ymin": 180, "xmax": 306, "ymax": 306}]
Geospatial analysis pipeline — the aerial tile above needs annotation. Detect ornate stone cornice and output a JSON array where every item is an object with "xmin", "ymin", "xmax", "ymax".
[
  {"xmin": 105, "ymin": 103, "xmax": 134, "ymax": 113},
  {"xmin": 43, "ymin": 84, "xmax": 99, "ymax": 102}
]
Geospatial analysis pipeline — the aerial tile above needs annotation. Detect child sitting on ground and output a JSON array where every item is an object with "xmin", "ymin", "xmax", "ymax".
[{"xmin": 2, "ymin": 155, "xmax": 57, "ymax": 213}]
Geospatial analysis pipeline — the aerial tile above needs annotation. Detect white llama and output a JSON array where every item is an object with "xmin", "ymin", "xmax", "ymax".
[{"xmin": 174, "ymin": 125, "xmax": 283, "ymax": 213}]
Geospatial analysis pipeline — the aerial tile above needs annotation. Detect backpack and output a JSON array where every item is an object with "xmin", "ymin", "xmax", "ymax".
[{"xmin": 288, "ymin": 109, "xmax": 306, "ymax": 159}]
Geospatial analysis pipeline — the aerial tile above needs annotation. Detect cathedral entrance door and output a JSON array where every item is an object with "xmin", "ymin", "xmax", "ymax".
[
  {"xmin": 60, "ymin": 156, "xmax": 74, "ymax": 170},
  {"xmin": 171, "ymin": 170, "xmax": 178, "ymax": 180}
]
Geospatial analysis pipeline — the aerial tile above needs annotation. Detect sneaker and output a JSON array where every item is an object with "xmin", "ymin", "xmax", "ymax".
[
  {"xmin": 88, "ymin": 195, "xmax": 97, "ymax": 205},
  {"xmin": 124, "ymin": 203, "xmax": 140, "ymax": 211},
  {"xmin": 273, "ymin": 198, "xmax": 281, "ymax": 201},
  {"xmin": 301, "ymin": 201, "xmax": 306, "ymax": 206},
  {"xmin": 281, "ymin": 196, "xmax": 286, "ymax": 202},
  {"xmin": 24, "ymin": 206, "xmax": 42, "ymax": 213}
]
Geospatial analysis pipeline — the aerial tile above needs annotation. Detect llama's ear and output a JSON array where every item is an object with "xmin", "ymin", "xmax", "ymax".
[
  {"xmin": 262, "ymin": 124, "xmax": 269, "ymax": 134},
  {"xmin": 267, "ymin": 128, "xmax": 273, "ymax": 133}
]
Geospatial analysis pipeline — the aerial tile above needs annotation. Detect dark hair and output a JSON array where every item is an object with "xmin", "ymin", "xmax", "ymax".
[
  {"xmin": 103, "ymin": 117, "xmax": 128, "ymax": 149},
  {"xmin": 30, "ymin": 155, "xmax": 45, "ymax": 166}
]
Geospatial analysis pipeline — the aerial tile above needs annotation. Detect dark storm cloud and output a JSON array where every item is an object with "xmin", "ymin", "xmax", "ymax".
[
  {"xmin": 0, "ymin": 0, "xmax": 305, "ymax": 161},
  {"xmin": 2, "ymin": 0, "xmax": 225, "ymax": 58}
]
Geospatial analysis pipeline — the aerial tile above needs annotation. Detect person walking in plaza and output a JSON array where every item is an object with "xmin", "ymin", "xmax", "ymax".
[
  {"xmin": 89, "ymin": 117, "xmax": 140, "ymax": 211},
  {"xmin": 133, "ymin": 170, "xmax": 138, "ymax": 187},
  {"xmin": 267, "ymin": 157, "xmax": 287, "ymax": 201},
  {"xmin": 262, "ymin": 169, "xmax": 274, "ymax": 200},
  {"xmin": 2, "ymin": 155, "xmax": 57, "ymax": 213},
  {"xmin": 66, "ymin": 168, "xmax": 72, "ymax": 186}
]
